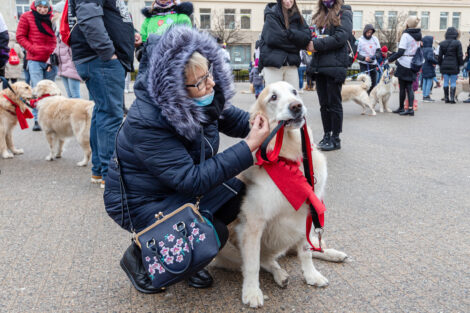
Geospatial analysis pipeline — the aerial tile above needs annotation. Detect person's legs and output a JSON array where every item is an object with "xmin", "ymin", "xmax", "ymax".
[
  {"xmin": 400, "ymin": 81, "xmax": 415, "ymax": 116},
  {"xmin": 443, "ymin": 74, "xmax": 450, "ymax": 103},
  {"xmin": 422, "ymin": 78, "xmax": 433, "ymax": 99},
  {"xmin": 68, "ymin": 78, "xmax": 81, "ymax": 98},
  {"xmin": 369, "ymin": 68, "xmax": 377, "ymax": 94},
  {"xmin": 320, "ymin": 76, "xmax": 343, "ymax": 151},
  {"xmin": 449, "ymin": 74, "xmax": 457, "ymax": 103},
  {"xmin": 28, "ymin": 61, "xmax": 47, "ymax": 123},
  {"xmin": 44, "ymin": 65, "xmax": 57, "ymax": 82},
  {"xmin": 24, "ymin": 67, "xmax": 30, "ymax": 85},
  {"xmin": 298, "ymin": 66, "xmax": 306, "ymax": 90},
  {"xmin": 262, "ymin": 67, "xmax": 284, "ymax": 86},
  {"xmin": 254, "ymin": 84, "xmax": 264, "ymax": 98},
  {"xmin": 315, "ymin": 75, "xmax": 332, "ymax": 136},
  {"xmin": 283, "ymin": 66, "xmax": 299, "ymax": 90},
  {"xmin": 62, "ymin": 76, "xmax": 72, "ymax": 98},
  {"xmin": 395, "ymin": 79, "xmax": 407, "ymax": 113}
]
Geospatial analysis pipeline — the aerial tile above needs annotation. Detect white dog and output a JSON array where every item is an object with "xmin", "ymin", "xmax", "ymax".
[
  {"xmin": 455, "ymin": 79, "xmax": 470, "ymax": 101},
  {"xmin": 341, "ymin": 74, "xmax": 376, "ymax": 115},
  {"xmin": 213, "ymin": 82, "xmax": 347, "ymax": 308},
  {"xmin": 370, "ymin": 68, "xmax": 395, "ymax": 113},
  {"xmin": 33, "ymin": 80, "xmax": 94, "ymax": 166}
]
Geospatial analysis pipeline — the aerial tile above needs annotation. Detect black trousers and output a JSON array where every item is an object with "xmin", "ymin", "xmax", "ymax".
[
  {"xmin": 398, "ymin": 79, "xmax": 414, "ymax": 109},
  {"xmin": 359, "ymin": 63, "xmax": 377, "ymax": 94},
  {"xmin": 315, "ymin": 74, "xmax": 343, "ymax": 136}
]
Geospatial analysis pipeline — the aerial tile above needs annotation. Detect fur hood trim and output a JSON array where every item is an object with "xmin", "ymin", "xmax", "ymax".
[
  {"xmin": 141, "ymin": 2, "xmax": 193, "ymax": 18},
  {"xmin": 147, "ymin": 26, "xmax": 235, "ymax": 140}
]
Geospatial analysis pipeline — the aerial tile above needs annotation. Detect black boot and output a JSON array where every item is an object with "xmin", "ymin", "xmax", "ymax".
[
  {"xmin": 392, "ymin": 103, "xmax": 404, "ymax": 113},
  {"xmin": 449, "ymin": 87, "xmax": 456, "ymax": 104},
  {"xmin": 317, "ymin": 132, "xmax": 331, "ymax": 150},
  {"xmin": 120, "ymin": 242, "xmax": 165, "ymax": 294},
  {"xmin": 32, "ymin": 121, "xmax": 41, "ymax": 131},
  {"xmin": 320, "ymin": 134, "xmax": 341, "ymax": 151},
  {"xmin": 444, "ymin": 86, "xmax": 450, "ymax": 103},
  {"xmin": 187, "ymin": 269, "xmax": 213, "ymax": 288},
  {"xmin": 400, "ymin": 107, "xmax": 414, "ymax": 116}
]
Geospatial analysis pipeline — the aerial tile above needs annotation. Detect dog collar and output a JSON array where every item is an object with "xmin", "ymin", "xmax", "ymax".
[
  {"xmin": 29, "ymin": 94, "xmax": 52, "ymax": 109},
  {"xmin": 2, "ymin": 95, "xmax": 34, "ymax": 129}
]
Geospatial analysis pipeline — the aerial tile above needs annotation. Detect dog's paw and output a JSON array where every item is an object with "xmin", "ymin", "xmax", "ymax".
[
  {"xmin": 273, "ymin": 268, "xmax": 289, "ymax": 288},
  {"xmin": 12, "ymin": 148, "xmax": 24, "ymax": 155},
  {"xmin": 76, "ymin": 160, "xmax": 88, "ymax": 167},
  {"xmin": 370, "ymin": 111, "xmax": 377, "ymax": 116},
  {"xmin": 325, "ymin": 249, "xmax": 348, "ymax": 263},
  {"xmin": 305, "ymin": 271, "xmax": 329, "ymax": 287},
  {"xmin": 45, "ymin": 155, "xmax": 54, "ymax": 161},
  {"xmin": 379, "ymin": 108, "xmax": 384, "ymax": 113},
  {"xmin": 55, "ymin": 154, "xmax": 62, "ymax": 159},
  {"xmin": 386, "ymin": 108, "xmax": 392, "ymax": 113},
  {"xmin": 242, "ymin": 286, "xmax": 264, "ymax": 308},
  {"xmin": 2, "ymin": 151, "xmax": 14, "ymax": 159}
]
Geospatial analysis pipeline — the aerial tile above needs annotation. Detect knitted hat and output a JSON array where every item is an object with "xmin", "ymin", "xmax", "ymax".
[
  {"xmin": 381, "ymin": 46, "xmax": 388, "ymax": 53},
  {"xmin": 35, "ymin": 0, "xmax": 51, "ymax": 7},
  {"xmin": 406, "ymin": 16, "xmax": 420, "ymax": 29}
]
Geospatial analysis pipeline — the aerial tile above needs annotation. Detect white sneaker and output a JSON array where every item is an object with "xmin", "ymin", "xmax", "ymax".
[{"xmin": 100, "ymin": 180, "xmax": 105, "ymax": 189}]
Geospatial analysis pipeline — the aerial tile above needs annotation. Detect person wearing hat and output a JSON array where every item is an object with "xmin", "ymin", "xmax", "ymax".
[
  {"xmin": 388, "ymin": 16, "xmax": 422, "ymax": 116},
  {"xmin": 438, "ymin": 27, "xmax": 464, "ymax": 104},
  {"xmin": 357, "ymin": 24, "xmax": 382, "ymax": 94},
  {"xmin": 376, "ymin": 45, "xmax": 389, "ymax": 84},
  {"xmin": 16, "ymin": 0, "xmax": 57, "ymax": 131}
]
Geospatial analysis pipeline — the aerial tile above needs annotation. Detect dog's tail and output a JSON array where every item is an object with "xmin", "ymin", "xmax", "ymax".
[{"xmin": 357, "ymin": 74, "xmax": 372, "ymax": 91}]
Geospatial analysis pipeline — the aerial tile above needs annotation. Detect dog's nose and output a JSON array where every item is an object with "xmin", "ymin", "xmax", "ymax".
[{"xmin": 289, "ymin": 101, "xmax": 303, "ymax": 115}]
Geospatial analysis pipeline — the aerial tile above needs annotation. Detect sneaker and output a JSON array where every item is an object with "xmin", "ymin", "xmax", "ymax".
[
  {"xmin": 91, "ymin": 175, "xmax": 102, "ymax": 184},
  {"xmin": 100, "ymin": 180, "xmax": 105, "ymax": 189},
  {"xmin": 423, "ymin": 96, "xmax": 435, "ymax": 103},
  {"xmin": 32, "ymin": 121, "xmax": 41, "ymax": 131}
]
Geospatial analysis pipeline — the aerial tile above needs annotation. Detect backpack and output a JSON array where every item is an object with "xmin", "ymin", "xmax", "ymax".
[
  {"xmin": 8, "ymin": 49, "xmax": 20, "ymax": 65},
  {"xmin": 410, "ymin": 47, "xmax": 425, "ymax": 73}
]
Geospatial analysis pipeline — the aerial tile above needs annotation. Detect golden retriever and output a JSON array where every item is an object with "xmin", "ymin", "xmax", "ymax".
[
  {"xmin": 0, "ymin": 81, "xmax": 33, "ymax": 159},
  {"xmin": 455, "ymin": 79, "xmax": 470, "ymax": 101},
  {"xmin": 341, "ymin": 74, "xmax": 376, "ymax": 115},
  {"xmin": 370, "ymin": 68, "xmax": 395, "ymax": 113},
  {"xmin": 212, "ymin": 82, "xmax": 347, "ymax": 308},
  {"xmin": 33, "ymin": 80, "xmax": 93, "ymax": 166}
]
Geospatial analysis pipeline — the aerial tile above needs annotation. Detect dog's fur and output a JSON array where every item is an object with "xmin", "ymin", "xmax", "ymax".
[
  {"xmin": 369, "ymin": 68, "xmax": 395, "ymax": 113},
  {"xmin": 455, "ymin": 79, "xmax": 470, "ymax": 101},
  {"xmin": 212, "ymin": 82, "xmax": 347, "ymax": 308},
  {"xmin": 33, "ymin": 80, "xmax": 93, "ymax": 166},
  {"xmin": 0, "ymin": 82, "xmax": 33, "ymax": 159},
  {"xmin": 341, "ymin": 74, "xmax": 376, "ymax": 115},
  {"xmin": 392, "ymin": 76, "xmax": 399, "ymax": 92}
]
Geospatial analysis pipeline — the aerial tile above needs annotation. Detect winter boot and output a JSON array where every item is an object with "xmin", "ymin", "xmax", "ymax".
[
  {"xmin": 449, "ymin": 87, "xmax": 456, "ymax": 104},
  {"xmin": 400, "ymin": 107, "xmax": 415, "ymax": 116},
  {"xmin": 187, "ymin": 269, "xmax": 214, "ymax": 288},
  {"xmin": 444, "ymin": 86, "xmax": 450, "ymax": 103},
  {"xmin": 317, "ymin": 132, "xmax": 331, "ymax": 150},
  {"xmin": 392, "ymin": 104, "xmax": 404, "ymax": 114},
  {"xmin": 32, "ymin": 121, "xmax": 41, "ymax": 131},
  {"xmin": 320, "ymin": 134, "xmax": 341, "ymax": 151}
]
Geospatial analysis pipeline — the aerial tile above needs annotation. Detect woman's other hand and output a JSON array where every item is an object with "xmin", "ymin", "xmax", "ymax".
[
  {"xmin": 245, "ymin": 114, "xmax": 270, "ymax": 152},
  {"xmin": 307, "ymin": 41, "xmax": 316, "ymax": 52}
]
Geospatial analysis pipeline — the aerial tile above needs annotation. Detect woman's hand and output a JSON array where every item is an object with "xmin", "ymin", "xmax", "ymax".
[
  {"xmin": 307, "ymin": 41, "xmax": 316, "ymax": 52},
  {"xmin": 245, "ymin": 114, "xmax": 270, "ymax": 152}
]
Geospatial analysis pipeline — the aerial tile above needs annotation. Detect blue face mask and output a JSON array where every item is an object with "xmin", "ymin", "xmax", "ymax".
[{"xmin": 193, "ymin": 90, "xmax": 215, "ymax": 107}]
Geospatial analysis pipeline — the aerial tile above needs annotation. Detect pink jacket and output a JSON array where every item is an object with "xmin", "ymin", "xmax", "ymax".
[{"xmin": 54, "ymin": 40, "xmax": 81, "ymax": 81}]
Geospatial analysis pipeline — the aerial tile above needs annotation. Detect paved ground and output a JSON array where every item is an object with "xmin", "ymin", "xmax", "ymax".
[{"xmin": 0, "ymin": 80, "xmax": 469, "ymax": 313}]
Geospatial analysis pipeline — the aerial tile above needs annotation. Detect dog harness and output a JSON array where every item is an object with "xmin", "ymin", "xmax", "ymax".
[
  {"xmin": 29, "ymin": 94, "xmax": 52, "ymax": 109},
  {"xmin": 2, "ymin": 95, "xmax": 34, "ymax": 130},
  {"xmin": 257, "ymin": 121, "xmax": 325, "ymax": 252}
]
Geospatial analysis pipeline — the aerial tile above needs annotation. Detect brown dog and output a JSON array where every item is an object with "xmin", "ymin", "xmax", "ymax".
[{"xmin": 0, "ymin": 81, "xmax": 33, "ymax": 159}]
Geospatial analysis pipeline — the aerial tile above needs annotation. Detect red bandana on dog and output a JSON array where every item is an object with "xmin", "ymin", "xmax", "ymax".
[
  {"xmin": 255, "ymin": 124, "xmax": 326, "ymax": 251},
  {"xmin": 29, "ymin": 94, "xmax": 52, "ymax": 109},
  {"xmin": 2, "ymin": 95, "xmax": 34, "ymax": 129}
]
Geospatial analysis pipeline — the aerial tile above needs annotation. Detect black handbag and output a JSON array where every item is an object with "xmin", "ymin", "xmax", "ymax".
[
  {"xmin": 49, "ymin": 53, "xmax": 59, "ymax": 66},
  {"xmin": 115, "ymin": 125, "xmax": 220, "ymax": 289}
]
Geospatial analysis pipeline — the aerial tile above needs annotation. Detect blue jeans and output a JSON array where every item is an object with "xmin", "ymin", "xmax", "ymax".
[
  {"xmin": 61, "ymin": 76, "xmax": 81, "ymax": 98},
  {"xmin": 28, "ymin": 60, "xmax": 57, "ymax": 120},
  {"xmin": 422, "ymin": 78, "xmax": 433, "ymax": 97},
  {"xmin": 76, "ymin": 58, "xmax": 125, "ymax": 178},
  {"xmin": 254, "ymin": 84, "xmax": 264, "ymax": 98},
  {"xmin": 298, "ymin": 66, "xmax": 306, "ymax": 89},
  {"xmin": 442, "ymin": 74, "xmax": 457, "ymax": 88}
]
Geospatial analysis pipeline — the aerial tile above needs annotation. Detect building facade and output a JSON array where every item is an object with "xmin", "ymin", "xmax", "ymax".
[{"xmin": 1, "ymin": 0, "xmax": 470, "ymax": 69}]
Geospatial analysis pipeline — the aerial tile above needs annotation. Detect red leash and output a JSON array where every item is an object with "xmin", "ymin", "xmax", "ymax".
[
  {"xmin": 2, "ymin": 95, "xmax": 34, "ymax": 130},
  {"xmin": 29, "ymin": 94, "xmax": 52, "ymax": 109},
  {"xmin": 256, "ymin": 121, "xmax": 325, "ymax": 252}
]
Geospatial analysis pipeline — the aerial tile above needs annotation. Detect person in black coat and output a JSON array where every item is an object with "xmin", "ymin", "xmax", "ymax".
[
  {"xmin": 259, "ymin": 0, "xmax": 311, "ymax": 87},
  {"xmin": 307, "ymin": 0, "xmax": 352, "ymax": 151},
  {"xmin": 464, "ymin": 41, "xmax": 470, "ymax": 103},
  {"xmin": 104, "ymin": 27, "xmax": 270, "ymax": 294},
  {"xmin": 388, "ymin": 16, "xmax": 422, "ymax": 116},
  {"xmin": 0, "ymin": 12, "xmax": 10, "ymax": 87},
  {"xmin": 421, "ymin": 36, "xmax": 438, "ymax": 102},
  {"xmin": 438, "ymin": 27, "xmax": 464, "ymax": 103}
]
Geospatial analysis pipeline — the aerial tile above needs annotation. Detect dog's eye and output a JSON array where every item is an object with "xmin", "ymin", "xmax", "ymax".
[
  {"xmin": 292, "ymin": 90, "xmax": 297, "ymax": 95},
  {"xmin": 271, "ymin": 94, "xmax": 277, "ymax": 101}
]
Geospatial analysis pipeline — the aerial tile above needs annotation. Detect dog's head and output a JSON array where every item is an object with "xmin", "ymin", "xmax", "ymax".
[
  {"xmin": 32, "ymin": 80, "xmax": 62, "ymax": 98},
  {"xmin": 251, "ymin": 81, "xmax": 306, "ymax": 130},
  {"xmin": 5, "ymin": 82, "xmax": 34, "ymax": 113}
]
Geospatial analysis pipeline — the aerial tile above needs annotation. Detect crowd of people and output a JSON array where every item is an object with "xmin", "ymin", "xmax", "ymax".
[{"xmin": 1, "ymin": 0, "xmax": 470, "ymax": 297}]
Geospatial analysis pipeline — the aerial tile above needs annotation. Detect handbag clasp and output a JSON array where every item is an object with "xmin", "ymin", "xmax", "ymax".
[{"xmin": 155, "ymin": 212, "xmax": 165, "ymax": 220}]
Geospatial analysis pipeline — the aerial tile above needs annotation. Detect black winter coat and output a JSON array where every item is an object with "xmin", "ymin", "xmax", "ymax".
[
  {"xmin": 438, "ymin": 27, "xmax": 464, "ymax": 75},
  {"xmin": 259, "ymin": 1, "xmax": 311, "ymax": 71},
  {"xmin": 307, "ymin": 5, "xmax": 353, "ymax": 83},
  {"xmin": 421, "ymin": 36, "xmax": 438, "ymax": 79}
]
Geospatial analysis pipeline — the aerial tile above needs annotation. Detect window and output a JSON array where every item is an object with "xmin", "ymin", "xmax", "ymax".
[
  {"xmin": 388, "ymin": 11, "xmax": 397, "ymax": 30},
  {"xmin": 353, "ymin": 11, "xmax": 363, "ymax": 30},
  {"xmin": 144, "ymin": 1, "xmax": 152, "ymax": 7},
  {"xmin": 302, "ymin": 10, "xmax": 312, "ymax": 26},
  {"xmin": 408, "ymin": 11, "xmax": 417, "ymax": 16},
  {"xmin": 421, "ymin": 12, "xmax": 429, "ymax": 30},
  {"xmin": 16, "ymin": 0, "xmax": 30, "ymax": 19},
  {"xmin": 374, "ymin": 11, "xmax": 384, "ymax": 29},
  {"xmin": 200, "ymin": 8, "xmax": 211, "ymax": 30},
  {"xmin": 452, "ymin": 12, "xmax": 460, "ymax": 29},
  {"xmin": 240, "ymin": 9, "xmax": 251, "ymax": 30},
  {"xmin": 224, "ymin": 9, "xmax": 236, "ymax": 30},
  {"xmin": 227, "ymin": 45, "xmax": 251, "ymax": 69},
  {"xmin": 440, "ymin": 12, "xmax": 448, "ymax": 30}
]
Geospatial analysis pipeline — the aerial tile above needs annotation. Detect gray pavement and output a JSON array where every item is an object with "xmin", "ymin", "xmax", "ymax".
[{"xmin": 0, "ymin": 80, "xmax": 469, "ymax": 313}]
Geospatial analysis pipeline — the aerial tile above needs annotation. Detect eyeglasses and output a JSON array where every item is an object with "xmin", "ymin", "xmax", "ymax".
[{"xmin": 185, "ymin": 65, "xmax": 213, "ymax": 91}]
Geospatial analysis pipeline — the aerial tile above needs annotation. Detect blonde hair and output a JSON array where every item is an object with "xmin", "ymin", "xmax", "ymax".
[{"xmin": 185, "ymin": 51, "xmax": 209, "ymax": 82}]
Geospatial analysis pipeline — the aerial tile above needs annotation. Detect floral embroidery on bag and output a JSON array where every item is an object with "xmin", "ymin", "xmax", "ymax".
[
  {"xmin": 159, "ymin": 241, "xmax": 165, "ymax": 247},
  {"xmin": 176, "ymin": 238, "xmax": 184, "ymax": 246},
  {"xmin": 190, "ymin": 221, "xmax": 196, "ymax": 228},
  {"xmin": 183, "ymin": 242, "xmax": 190, "ymax": 252},
  {"xmin": 165, "ymin": 234, "xmax": 175, "ymax": 242},
  {"xmin": 191, "ymin": 228, "xmax": 199, "ymax": 236},
  {"xmin": 176, "ymin": 255, "xmax": 184, "ymax": 263},
  {"xmin": 161, "ymin": 247, "xmax": 170, "ymax": 256},
  {"xmin": 198, "ymin": 233, "xmax": 206, "ymax": 242},
  {"xmin": 164, "ymin": 255, "xmax": 174, "ymax": 264},
  {"xmin": 171, "ymin": 245, "xmax": 182, "ymax": 255},
  {"xmin": 145, "ymin": 256, "xmax": 151, "ymax": 262}
]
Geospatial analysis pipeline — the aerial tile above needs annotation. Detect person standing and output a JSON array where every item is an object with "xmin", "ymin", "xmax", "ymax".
[
  {"xmin": 376, "ymin": 45, "xmax": 388, "ymax": 84},
  {"xmin": 298, "ymin": 50, "xmax": 308, "ymax": 92},
  {"xmin": 69, "ymin": 0, "xmax": 135, "ymax": 188},
  {"xmin": 16, "ymin": 0, "xmax": 57, "ymax": 131},
  {"xmin": 356, "ymin": 24, "xmax": 381, "ymax": 94},
  {"xmin": 0, "ymin": 12, "xmax": 9, "ymax": 85},
  {"xmin": 307, "ymin": 0, "xmax": 353, "ymax": 151},
  {"xmin": 421, "ymin": 36, "xmax": 438, "ymax": 102},
  {"xmin": 438, "ymin": 27, "xmax": 464, "ymax": 104},
  {"xmin": 388, "ymin": 16, "xmax": 422, "ymax": 116},
  {"xmin": 5, "ymin": 32, "xmax": 24, "ymax": 84},
  {"xmin": 259, "ymin": 0, "xmax": 311, "ymax": 88},
  {"xmin": 249, "ymin": 58, "xmax": 264, "ymax": 98},
  {"xmin": 464, "ymin": 40, "xmax": 470, "ymax": 103}
]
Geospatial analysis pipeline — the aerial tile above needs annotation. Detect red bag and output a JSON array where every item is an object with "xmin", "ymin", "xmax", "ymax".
[
  {"xmin": 60, "ymin": 0, "xmax": 72, "ymax": 46},
  {"xmin": 8, "ymin": 49, "xmax": 20, "ymax": 65}
]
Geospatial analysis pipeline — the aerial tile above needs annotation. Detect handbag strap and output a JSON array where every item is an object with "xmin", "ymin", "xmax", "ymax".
[{"xmin": 114, "ymin": 122, "xmax": 206, "ymax": 234}]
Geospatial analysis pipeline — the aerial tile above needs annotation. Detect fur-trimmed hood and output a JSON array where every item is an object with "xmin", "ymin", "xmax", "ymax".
[
  {"xmin": 146, "ymin": 26, "xmax": 235, "ymax": 141},
  {"xmin": 141, "ymin": 2, "xmax": 193, "ymax": 18}
]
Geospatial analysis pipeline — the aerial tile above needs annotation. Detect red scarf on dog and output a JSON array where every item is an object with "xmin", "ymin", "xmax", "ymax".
[
  {"xmin": 29, "ymin": 94, "xmax": 52, "ymax": 109},
  {"xmin": 255, "ymin": 124, "xmax": 326, "ymax": 251},
  {"xmin": 2, "ymin": 95, "xmax": 34, "ymax": 129}
]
